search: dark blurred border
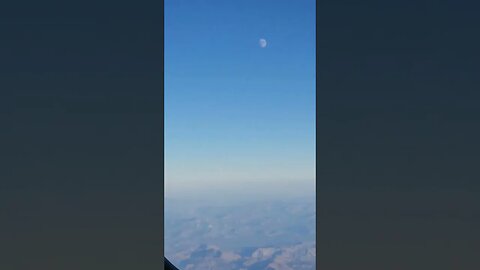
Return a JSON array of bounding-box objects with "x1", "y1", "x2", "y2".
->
[
  {"x1": 317, "y1": 0, "x2": 480, "y2": 269},
  {"x1": 0, "y1": 0, "x2": 164, "y2": 269}
]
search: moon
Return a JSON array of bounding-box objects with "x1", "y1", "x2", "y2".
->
[{"x1": 259, "y1": 38, "x2": 267, "y2": 48}]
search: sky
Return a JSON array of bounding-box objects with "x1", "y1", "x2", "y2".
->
[{"x1": 164, "y1": 0, "x2": 316, "y2": 198}]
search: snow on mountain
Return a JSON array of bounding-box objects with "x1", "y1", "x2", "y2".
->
[{"x1": 165, "y1": 197, "x2": 315, "y2": 270}]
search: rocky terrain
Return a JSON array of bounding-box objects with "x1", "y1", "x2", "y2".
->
[{"x1": 165, "y1": 197, "x2": 315, "y2": 270}]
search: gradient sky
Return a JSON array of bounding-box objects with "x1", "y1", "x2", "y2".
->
[{"x1": 164, "y1": 0, "x2": 315, "y2": 197}]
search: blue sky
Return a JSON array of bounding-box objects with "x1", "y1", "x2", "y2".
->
[{"x1": 165, "y1": 0, "x2": 315, "y2": 198}]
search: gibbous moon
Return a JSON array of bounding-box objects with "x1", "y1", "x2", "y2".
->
[{"x1": 259, "y1": 38, "x2": 267, "y2": 48}]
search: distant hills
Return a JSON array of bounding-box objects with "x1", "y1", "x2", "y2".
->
[
  {"x1": 165, "y1": 197, "x2": 315, "y2": 270},
  {"x1": 172, "y1": 242, "x2": 315, "y2": 270}
]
